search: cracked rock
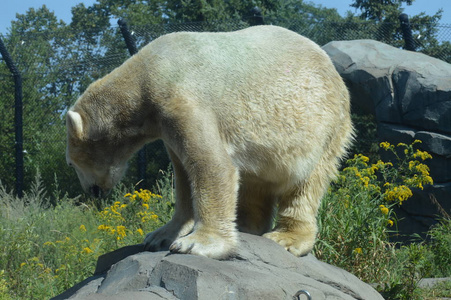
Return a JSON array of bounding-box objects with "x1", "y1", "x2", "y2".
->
[{"x1": 52, "y1": 233, "x2": 383, "y2": 300}]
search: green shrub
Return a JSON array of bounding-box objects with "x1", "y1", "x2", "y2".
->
[{"x1": 315, "y1": 140, "x2": 450, "y2": 299}]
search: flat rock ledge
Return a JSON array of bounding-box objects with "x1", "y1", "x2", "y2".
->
[{"x1": 52, "y1": 233, "x2": 383, "y2": 300}]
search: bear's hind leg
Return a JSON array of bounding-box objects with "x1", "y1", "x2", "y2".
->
[
  {"x1": 263, "y1": 168, "x2": 330, "y2": 256},
  {"x1": 237, "y1": 179, "x2": 276, "y2": 235}
]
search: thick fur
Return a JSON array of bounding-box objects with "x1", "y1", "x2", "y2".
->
[{"x1": 66, "y1": 25, "x2": 354, "y2": 259}]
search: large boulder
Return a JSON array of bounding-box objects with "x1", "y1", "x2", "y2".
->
[
  {"x1": 322, "y1": 40, "x2": 451, "y2": 133},
  {"x1": 52, "y1": 233, "x2": 383, "y2": 300},
  {"x1": 323, "y1": 40, "x2": 451, "y2": 239}
]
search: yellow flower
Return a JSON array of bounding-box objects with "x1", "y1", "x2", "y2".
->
[
  {"x1": 380, "y1": 142, "x2": 391, "y2": 150},
  {"x1": 142, "y1": 203, "x2": 149, "y2": 210},
  {"x1": 360, "y1": 176, "x2": 370, "y2": 187},
  {"x1": 138, "y1": 189, "x2": 152, "y2": 202},
  {"x1": 124, "y1": 193, "x2": 132, "y2": 197},
  {"x1": 379, "y1": 205, "x2": 389, "y2": 215},
  {"x1": 384, "y1": 185, "x2": 409, "y2": 203},
  {"x1": 354, "y1": 248, "x2": 363, "y2": 254},
  {"x1": 354, "y1": 154, "x2": 369, "y2": 163},
  {"x1": 79, "y1": 224, "x2": 87, "y2": 232},
  {"x1": 388, "y1": 219, "x2": 394, "y2": 227},
  {"x1": 343, "y1": 199, "x2": 349, "y2": 208},
  {"x1": 369, "y1": 164, "x2": 379, "y2": 174},
  {"x1": 415, "y1": 163, "x2": 430, "y2": 176},
  {"x1": 82, "y1": 247, "x2": 94, "y2": 254},
  {"x1": 136, "y1": 228, "x2": 144, "y2": 236},
  {"x1": 116, "y1": 226, "x2": 127, "y2": 240},
  {"x1": 20, "y1": 262, "x2": 27, "y2": 268},
  {"x1": 413, "y1": 149, "x2": 432, "y2": 161}
]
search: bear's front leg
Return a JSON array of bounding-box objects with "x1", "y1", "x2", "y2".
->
[
  {"x1": 163, "y1": 116, "x2": 239, "y2": 259},
  {"x1": 143, "y1": 148, "x2": 195, "y2": 251},
  {"x1": 169, "y1": 154, "x2": 240, "y2": 259}
]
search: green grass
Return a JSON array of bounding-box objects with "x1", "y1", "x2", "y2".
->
[
  {"x1": 0, "y1": 141, "x2": 450, "y2": 299},
  {"x1": 0, "y1": 174, "x2": 174, "y2": 299}
]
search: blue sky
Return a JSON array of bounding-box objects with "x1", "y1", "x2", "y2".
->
[{"x1": 0, "y1": 0, "x2": 450, "y2": 35}]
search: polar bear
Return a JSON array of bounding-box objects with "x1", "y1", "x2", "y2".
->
[{"x1": 66, "y1": 25, "x2": 353, "y2": 259}]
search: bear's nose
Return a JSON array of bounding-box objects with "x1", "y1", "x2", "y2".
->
[{"x1": 90, "y1": 185, "x2": 101, "y2": 198}]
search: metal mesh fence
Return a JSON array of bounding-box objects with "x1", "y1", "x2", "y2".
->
[{"x1": 1, "y1": 18, "x2": 450, "y2": 197}]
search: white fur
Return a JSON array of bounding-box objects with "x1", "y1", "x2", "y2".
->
[{"x1": 66, "y1": 26, "x2": 354, "y2": 259}]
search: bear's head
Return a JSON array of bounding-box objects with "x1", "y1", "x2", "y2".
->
[{"x1": 66, "y1": 110, "x2": 129, "y2": 198}]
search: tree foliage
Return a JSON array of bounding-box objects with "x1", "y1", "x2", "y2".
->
[
  {"x1": 351, "y1": 0, "x2": 414, "y2": 21},
  {"x1": 348, "y1": 0, "x2": 449, "y2": 56}
]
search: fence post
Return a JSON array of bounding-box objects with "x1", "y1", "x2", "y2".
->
[
  {"x1": 399, "y1": 13, "x2": 416, "y2": 51},
  {"x1": 0, "y1": 37, "x2": 23, "y2": 198},
  {"x1": 118, "y1": 19, "x2": 147, "y2": 188},
  {"x1": 249, "y1": 7, "x2": 264, "y2": 26}
]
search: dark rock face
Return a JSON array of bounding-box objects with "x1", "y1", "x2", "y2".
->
[
  {"x1": 323, "y1": 40, "x2": 451, "y2": 239},
  {"x1": 52, "y1": 233, "x2": 383, "y2": 300}
]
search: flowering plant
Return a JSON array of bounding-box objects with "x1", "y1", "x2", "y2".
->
[{"x1": 315, "y1": 140, "x2": 433, "y2": 283}]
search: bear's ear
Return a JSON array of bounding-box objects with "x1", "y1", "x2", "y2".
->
[{"x1": 67, "y1": 110, "x2": 84, "y2": 140}]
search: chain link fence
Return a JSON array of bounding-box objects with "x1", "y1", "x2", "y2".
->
[{"x1": 1, "y1": 17, "x2": 450, "y2": 198}]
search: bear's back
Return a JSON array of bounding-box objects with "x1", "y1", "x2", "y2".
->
[
  {"x1": 135, "y1": 27, "x2": 349, "y2": 182},
  {"x1": 138, "y1": 25, "x2": 345, "y2": 121}
]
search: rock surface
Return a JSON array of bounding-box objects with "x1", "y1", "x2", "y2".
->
[
  {"x1": 52, "y1": 233, "x2": 383, "y2": 300},
  {"x1": 323, "y1": 40, "x2": 451, "y2": 239},
  {"x1": 322, "y1": 40, "x2": 451, "y2": 133}
]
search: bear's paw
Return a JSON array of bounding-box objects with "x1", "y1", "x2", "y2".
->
[
  {"x1": 169, "y1": 229, "x2": 237, "y2": 259},
  {"x1": 144, "y1": 219, "x2": 194, "y2": 252},
  {"x1": 263, "y1": 231, "x2": 315, "y2": 257}
]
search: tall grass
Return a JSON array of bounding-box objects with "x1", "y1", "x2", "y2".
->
[
  {"x1": 0, "y1": 175, "x2": 173, "y2": 299},
  {"x1": 0, "y1": 141, "x2": 449, "y2": 299}
]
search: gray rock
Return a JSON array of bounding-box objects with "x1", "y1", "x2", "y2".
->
[
  {"x1": 323, "y1": 40, "x2": 451, "y2": 134},
  {"x1": 377, "y1": 123, "x2": 416, "y2": 144},
  {"x1": 415, "y1": 131, "x2": 451, "y2": 157},
  {"x1": 424, "y1": 154, "x2": 451, "y2": 183},
  {"x1": 418, "y1": 277, "x2": 451, "y2": 289},
  {"x1": 52, "y1": 233, "x2": 383, "y2": 300}
]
